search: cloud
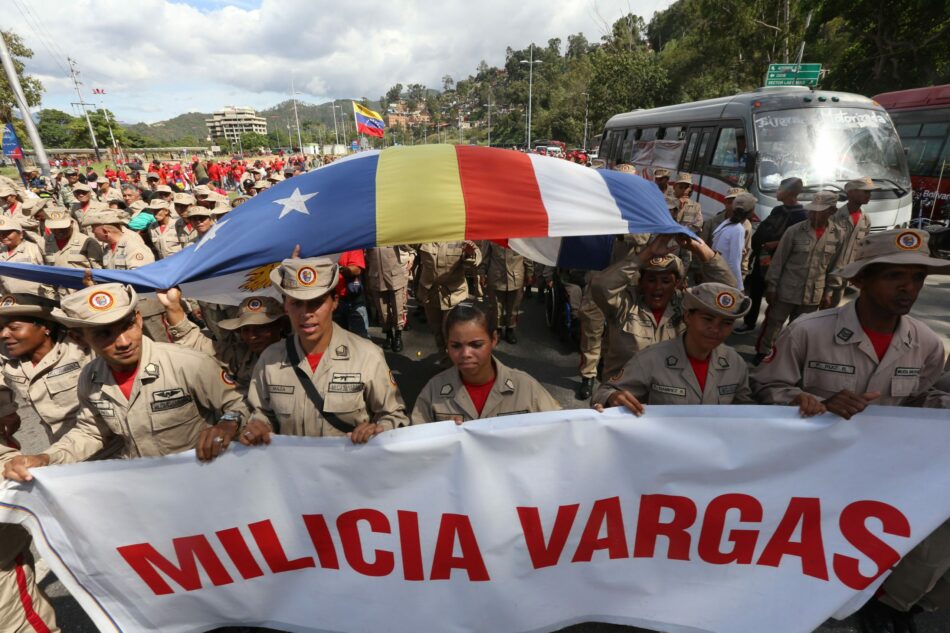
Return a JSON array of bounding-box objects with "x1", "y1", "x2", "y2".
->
[{"x1": 9, "y1": 0, "x2": 673, "y2": 123}]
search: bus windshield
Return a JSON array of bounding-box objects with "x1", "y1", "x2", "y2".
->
[{"x1": 754, "y1": 107, "x2": 910, "y2": 191}]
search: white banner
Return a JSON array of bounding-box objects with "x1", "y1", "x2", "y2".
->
[{"x1": 2, "y1": 406, "x2": 948, "y2": 633}]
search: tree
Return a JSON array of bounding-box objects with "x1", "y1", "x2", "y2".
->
[
  {"x1": 240, "y1": 131, "x2": 271, "y2": 151},
  {"x1": 385, "y1": 83, "x2": 403, "y2": 103},
  {"x1": 442, "y1": 75, "x2": 455, "y2": 91},
  {"x1": 0, "y1": 31, "x2": 43, "y2": 125},
  {"x1": 37, "y1": 109, "x2": 76, "y2": 147}
]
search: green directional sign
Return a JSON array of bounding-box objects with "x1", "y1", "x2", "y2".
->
[{"x1": 765, "y1": 63, "x2": 822, "y2": 87}]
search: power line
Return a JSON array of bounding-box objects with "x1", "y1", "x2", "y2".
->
[{"x1": 11, "y1": 0, "x2": 70, "y2": 77}]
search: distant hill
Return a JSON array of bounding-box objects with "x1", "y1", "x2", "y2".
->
[{"x1": 123, "y1": 112, "x2": 210, "y2": 143}]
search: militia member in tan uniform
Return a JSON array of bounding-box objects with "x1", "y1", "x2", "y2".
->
[
  {"x1": 86, "y1": 209, "x2": 156, "y2": 270},
  {"x1": 0, "y1": 443, "x2": 60, "y2": 633},
  {"x1": 365, "y1": 246, "x2": 409, "y2": 352},
  {"x1": 68, "y1": 182, "x2": 106, "y2": 229},
  {"x1": 160, "y1": 291, "x2": 287, "y2": 395},
  {"x1": 593, "y1": 283, "x2": 754, "y2": 410},
  {"x1": 591, "y1": 234, "x2": 736, "y2": 382},
  {"x1": 97, "y1": 176, "x2": 123, "y2": 204},
  {"x1": 57, "y1": 166, "x2": 80, "y2": 207},
  {"x1": 42, "y1": 209, "x2": 104, "y2": 280},
  {"x1": 148, "y1": 199, "x2": 183, "y2": 259},
  {"x1": 670, "y1": 173, "x2": 704, "y2": 233},
  {"x1": 479, "y1": 241, "x2": 533, "y2": 344},
  {"x1": 828, "y1": 176, "x2": 877, "y2": 305},
  {"x1": 241, "y1": 258, "x2": 408, "y2": 446},
  {"x1": 417, "y1": 241, "x2": 482, "y2": 355},
  {"x1": 0, "y1": 216, "x2": 54, "y2": 299},
  {"x1": 2, "y1": 283, "x2": 249, "y2": 479},
  {"x1": 412, "y1": 303, "x2": 560, "y2": 423},
  {"x1": 755, "y1": 191, "x2": 845, "y2": 360},
  {"x1": 652, "y1": 167, "x2": 673, "y2": 203},
  {"x1": 751, "y1": 229, "x2": 950, "y2": 632}
]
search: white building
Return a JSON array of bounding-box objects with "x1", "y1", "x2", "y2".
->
[{"x1": 205, "y1": 107, "x2": 268, "y2": 143}]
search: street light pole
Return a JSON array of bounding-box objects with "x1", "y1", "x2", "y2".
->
[
  {"x1": 581, "y1": 91, "x2": 590, "y2": 151},
  {"x1": 331, "y1": 103, "x2": 340, "y2": 146},
  {"x1": 290, "y1": 75, "x2": 303, "y2": 152},
  {"x1": 519, "y1": 44, "x2": 542, "y2": 151}
]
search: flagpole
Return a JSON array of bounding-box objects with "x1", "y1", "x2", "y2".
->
[
  {"x1": 0, "y1": 35, "x2": 50, "y2": 176},
  {"x1": 351, "y1": 101, "x2": 359, "y2": 150}
]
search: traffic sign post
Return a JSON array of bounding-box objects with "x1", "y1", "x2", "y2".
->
[{"x1": 765, "y1": 63, "x2": 822, "y2": 87}]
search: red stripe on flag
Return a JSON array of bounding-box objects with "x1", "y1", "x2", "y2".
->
[
  {"x1": 357, "y1": 123, "x2": 385, "y2": 138},
  {"x1": 14, "y1": 555, "x2": 52, "y2": 633},
  {"x1": 456, "y1": 146, "x2": 548, "y2": 240}
]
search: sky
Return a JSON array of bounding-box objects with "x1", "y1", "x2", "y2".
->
[{"x1": 6, "y1": 0, "x2": 675, "y2": 124}]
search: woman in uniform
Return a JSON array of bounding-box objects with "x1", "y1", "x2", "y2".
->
[
  {"x1": 240, "y1": 257, "x2": 409, "y2": 446},
  {"x1": 412, "y1": 303, "x2": 560, "y2": 424}
]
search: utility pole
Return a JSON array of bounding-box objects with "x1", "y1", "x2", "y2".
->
[
  {"x1": 581, "y1": 91, "x2": 590, "y2": 151},
  {"x1": 68, "y1": 58, "x2": 101, "y2": 161},
  {"x1": 483, "y1": 98, "x2": 492, "y2": 147},
  {"x1": 520, "y1": 44, "x2": 542, "y2": 151},
  {"x1": 290, "y1": 76, "x2": 303, "y2": 152},
  {"x1": 795, "y1": 11, "x2": 813, "y2": 66},
  {"x1": 331, "y1": 102, "x2": 340, "y2": 145},
  {"x1": 0, "y1": 34, "x2": 50, "y2": 175}
]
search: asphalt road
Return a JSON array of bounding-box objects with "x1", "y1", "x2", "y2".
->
[{"x1": 17, "y1": 276, "x2": 950, "y2": 633}]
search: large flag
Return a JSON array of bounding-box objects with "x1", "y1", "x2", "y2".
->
[
  {"x1": 0, "y1": 145, "x2": 688, "y2": 303},
  {"x1": 2, "y1": 124, "x2": 24, "y2": 160},
  {"x1": 353, "y1": 102, "x2": 386, "y2": 138}
]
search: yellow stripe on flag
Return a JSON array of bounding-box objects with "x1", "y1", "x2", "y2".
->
[
  {"x1": 376, "y1": 145, "x2": 466, "y2": 245},
  {"x1": 354, "y1": 103, "x2": 383, "y2": 121}
]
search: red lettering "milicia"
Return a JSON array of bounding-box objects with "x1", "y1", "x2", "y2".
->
[
  {"x1": 118, "y1": 510, "x2": 489, "y2": 596},
  {"x1": 517, "y1": 495, "x2": 909, "y2": 590}
]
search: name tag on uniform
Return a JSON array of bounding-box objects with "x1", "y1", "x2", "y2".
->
[
  {"x1": 90, "y1": 399, "x2": 115, "y2": 417},
  {"x1": 269, "y1": 385, "x2": 295, "y2": 395},
  {"x1": 718, "y1": 384, "x2": 738, "y2": 396},
  {"x1": 894, "y1": 367, "x2": 920, "y2": 377},
  {"x1": 498, "y1": 410, "x2": 530, "y2": 416},
  {"x1": 47, "y1": 362, "x2": 81, "y2": 378},
  {"x1": 807, "y1": 361, "x2": 855, "y2": 375},
  {"x1": 328, "y1": 373, "x2": 363, "y2": 393},
  {"x1": 150, "y1": 389, "x2": 193, "y2": 412},
  {"x1": 652, "y1": 384, "x2": 686, "y2": 397}
]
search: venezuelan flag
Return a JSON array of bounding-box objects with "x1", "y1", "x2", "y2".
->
[{"x1": 354, "y1": 102, "x2": 385, "y2": 138}]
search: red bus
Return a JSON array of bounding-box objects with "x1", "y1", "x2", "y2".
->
[{"x1": 874, "y1": 85, "x2": 950, "y2": 221}]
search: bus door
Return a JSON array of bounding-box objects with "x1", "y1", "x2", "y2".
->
[{"x1": 679, "y1": 125, "x2": 716, "y2": 215}]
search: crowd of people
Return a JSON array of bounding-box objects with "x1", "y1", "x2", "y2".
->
[{"x1": 0, "y1": 153, "x2": 947, "y2": 633}]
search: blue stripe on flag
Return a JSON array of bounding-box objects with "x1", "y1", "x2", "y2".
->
[
  {"x1": 598, "y1": 170, "x2": 696, "y2": 239},
  {"x1": 556, "y1": 235, "x2": 615, "y2": 269}
]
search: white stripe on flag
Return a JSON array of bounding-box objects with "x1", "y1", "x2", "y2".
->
[
  {"x1": 508, "y1": 237, "x2": 561, "y2": 267},
  {"x1": 528, "y1": 154, "x2": 628, "y2": 236}
]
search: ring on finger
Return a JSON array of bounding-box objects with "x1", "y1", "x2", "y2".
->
[{"x1": 213, "y1": 436, "x2": 224, "y2": 444}]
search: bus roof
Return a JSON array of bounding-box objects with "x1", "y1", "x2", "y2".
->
[
  {"x1": 604, "y1": 86, "x2": 879, "y2": 129},
  {"x1": 872, "y1": 85, "x2": 950, "y2": 111}
]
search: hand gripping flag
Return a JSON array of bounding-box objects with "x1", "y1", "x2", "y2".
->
[
  {"x1": 353, "y1": 102, "x2": 386, "y2": 138},
  {"x1": 0, "y1": 145, "x2": 693, "y2": 303}
]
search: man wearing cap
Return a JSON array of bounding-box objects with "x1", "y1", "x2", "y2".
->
[
  {"x1": 86, "y1": 209, "x2": 155, "y2": 271},
  {"x1": 97, "y1": 175, "x2": 123, "y2": 204},
  {"x1": 653, "y1": 168, "x2": 673, "y2": 202},
  {"x1": 828, "y1": 176, "x2": 877, "y2": 306},
  {"x1": 0, "y1": 216, "x2": 54, "y2": 299},
  {"x1": 671, "y1": 173, "x2": 704, "y2": 233},
  {"x1": 43, "y1": 209, "x2": 104, "y2": 276},
  {"x1": 0, "y1": 186, "x2": 23, "y2": 218},
  {"x1": 592, "y1": 282, "x2": 755, "y2": 410},
  {"x1": 68, "y1": 182, "x2": 106, "y2": 228},
  {"x1": 751, "y1": 228, "x2": 950, "y2": 632},
  {"x1": 417, "y1": 242, "x2": 482, "y2": 356},
  {"x1": 2, "y1": 283, "x2": 250, "y2": 479},
  {"x1": 365, "y1": 247, "x2": 410, "y2": 352},
  {"x1": 479, "y1": 242, "x2": 533, "y2": 344},
  {"x1": 241, "y1": 257, "x2": 409, "y2": 445},
  {"x1": 591, "y1": 234, "x2": 736, "y2": 387},
  {"x1": 754, "y1": 190, "x2": 845, "y2": 362},
  {"x1": 57, "y1": 167, "x2": 80, "y2": 207},
  {"x1": 150, "y1": 200, "x2": 190, "y2": 259}
]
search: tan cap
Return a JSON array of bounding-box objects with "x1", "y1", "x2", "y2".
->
[
  {"x1": 0, "y1": 293, "x2": 59, "y2": 319},
  {"x1": 52, "y1": 283, "x2": 139, "y2": 329},
  {"x1": 805, "y1": 190, "x2": 840, "y2": 211},
  {"x1": 217, "y1": 296, "x2": 286, "y2": 330},
  {"x1": 835, "y1": 229, "x2": 950, "y2": 279},
  {"x1": 173, "y1": 192, "x2": 196, "y2": 206},
  {"x1": 674, "y1": 172, "x2": 693, "y2": 185},
  {"x1": 231, "y1": 195, "x2": 249, "y2": 207},
  {"x1": 83, "y1": 209, "x2": 128, "y2": 227},
  {"x1": 154, "y1": 184, "x2": 173, "y2": 194},
  {"x1": 129, "y1": 200, "x2": 148, "y2": 213},
  {"x1": 724, "y1": 187, "x2": 746, "y2": 199},
  {"x1": 270, "y1": 257, "x2": 339, "y2": 300},
  {"x1": 44, "y1": 209, "x2": 73, "y2": 230},
  {"x1": 844, "y1": 176, "x2": 879, "y2": 192},
  {"x1": 20, "y1": 198, "x2": 50, "y2": 218},
  {"x1": 642, "y1": 253, "x2": 683, "y2": 277},
  {"x1": 653, "y1": 168, "x2": 670, "y2": 179},
  {"x1": 72, "y1": 182, "x2": 93, "y2": 194},
  {"x1": 614, "y1": 164, "x2": 637, "y2": 175},
  {"x1": 0, "y1": 186, "x2": 20, "y2": 199},
  {"x1": 97, "y1": 178, "x2": 111, "y2": 186},
  {"x1": 731, "y1": 193, "x2": 757, "y2": 213},
  {"x1": 682, "y1": 282, "x2": 751, "y2": 318},
  {"x1": 267, "y1": 172, "x2": 285, "y2": 182},
  {"x1": 252, "y1": 180, "x2": 271, "y2": 190},
  {"x1": 147, "y1": 199, "x2": 170, "y2": 212},
  {"x1": 185, "y1": 205, "x2": 212, "y2": 219},
  {"x1": 0, "y1": 216, "x2": 22, "y2": 232},
  {"x1": 206, "y1": 191, "x2": 229, "y2": 204},
  {"x1": 211, "y1": 202, "x2": 230, "y2": 216},
  {"x1": 193, "y1": 185, "x2": 212, "y2": 197},
  {"x1": 145, "y1": 172, "x2": 161, "y2": 180}
]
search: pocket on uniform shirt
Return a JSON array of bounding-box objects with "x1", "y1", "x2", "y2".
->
[
  {"x1": 323, "y1": 391, "x2": 365, "y2": 414},
  {"x1": 44, "y1": 375, "x2": 77, "y2": 398},
  {"x1": 149, "y1": 397, "x2": 200, "y2": 431},
  {"x1": 803, "y1": 365, "x2": 856, "y2": 393},
  {"x1": 890, "y1": 376, "x2": 919, "y2": 399}
]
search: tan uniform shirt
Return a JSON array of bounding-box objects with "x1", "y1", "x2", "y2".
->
[
  {"x1": 765, "y1": 220, "x2": 844, "y2": 305},
  {"x1": 69, "y1": 201, "x2": 106, "y2": 229},
  {"x1": 167, "y1": 317, "x2": 259, "y2": 394},
  {"x1": 611, "y1": 233, "x2": 651, "y2": 264},
  {"x1": 417, "y1": 241, "x2": 482, "y2": 310},
  {"x1": 58, "y1": 183, "x2": 76, "y2": 208},
  {"x1": 248, "y1": 326, "x2": 408, "y2": 437},
  {"x1": 674, "y1": 198, "x2": 704, "y2": 233},
  {"x1": 411, "y1": 356, "x2": 561, "y2": 423},
  {"x1": 831, "y1": 205, "x2": 872, "y2": 268},
  {"x1": 751, "y1": 301, "x2": 950, "y2": 407},
  {"x1": 103, "y1": 228, "x2": 156, "y2": 270},
  {"x1": 591, "y1": 252, "x2": 736, "y2": 379},
  {"x1": 365, "y1": 246, "x2": 409, "y2": 292},
  {"x1": 42, "y1": 337, "x2": 249, "y2": 464},
  {"x1": 97, "y1": 187, "x2": 124, "y2": 203},
  {"x1": 593, "y1": 336, "x2": 754, "y2": 405},
  {"x1": 0, "y1": 240, "x2": 52, "y2": 298},
  {"x1": 150, "y1": 218, "x2": 196, "y2": 259},
  {"x1": 43, "y1": 226, "x2": 104, "y2": 270},
  {"x1": 479, "y1": 242, "x2": 533, "y2": 291},
  {"x1": 1, "y1": 338, "x2": 91, "y2": 443}
]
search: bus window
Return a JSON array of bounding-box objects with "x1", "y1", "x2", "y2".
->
[
  {"x1": 903, "y1": 137, "x2": 945, "y2": 177},
  {"x1": 602, "y1": 129, "x2": 622, "y2": 166},
  {"x1": 640, "y1": 127, "x2": 658, "y2": 141},
  {"x1": 661, "y1": 126, "x2": 683, "y2": 140},
  {"x1": 896, "y1": 123, "x2": 921, "y2": 137},
  {"x1": 696, "y1": 129, "x2": 714, "y2": 166},
  {"x1": 680, "y1": 130, "x2": 700, "y2": 171},
  {"x1": 620, "y1": 128, "x2": 638, "y2": 163},
  {"x1": 708, "y1": 126, "x2": 748, "y2": 185}
]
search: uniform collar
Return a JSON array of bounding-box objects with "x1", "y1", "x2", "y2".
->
[
  {"x1": 665, "y1": 336, "x2": 731, "y2": 398},
  {"x1": 438, "y1": 356, "x2": 516, "y2": 420},
  {"x1": 90, "y1": 336, "x2": 159, "y2": 384},
  {"x1": 833, "y1": 300, "x2": 915, "y2": 361}
]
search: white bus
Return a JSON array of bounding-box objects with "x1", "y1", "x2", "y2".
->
[{"x1": 598, "y1": 86, "x2": 913, "y2": 229}]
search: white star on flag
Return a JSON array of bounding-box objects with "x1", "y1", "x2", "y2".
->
[
  {"x1": 274, "y1": 187, "x2": 318, "y2": 219},
  {"x1": 194, "y1": 218, "x2": 230, "y2": 251}
]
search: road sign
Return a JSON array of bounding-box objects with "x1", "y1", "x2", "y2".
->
[{"x1": 765, "y1": 63, "x2": 822, "y2": 87}]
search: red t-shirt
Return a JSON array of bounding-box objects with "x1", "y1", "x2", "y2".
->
[
  {"x1": 337, "y1": 249, "x2": 366, "y2": 297},
  {"x1": 306, "y1": 352, "x2": 324, "y2": 373},
  {"x1": 814, "y1": 226, "x2": 826, "y2": 240},
  {"x1": 464, "y1": 377, "x2": 496, "y2": 416},
  {"x1": 651, "y1": 308, "x2": 665, "y2": 324},
  {"x1": 110, "y1": 366, "x2": 139, "y2": 400},
  {"x1": 850, "y1": 210, "x2": 862, "y2": 226},
  {"x1": 863, "y1": 327, "x2": 894, "y2": 361},
  {"x1": 54, "y1": 236, "x2": 69, "y2": 250},
  {"x1": 687, "y1": 354, "x2": 710, "y2": 393}
]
